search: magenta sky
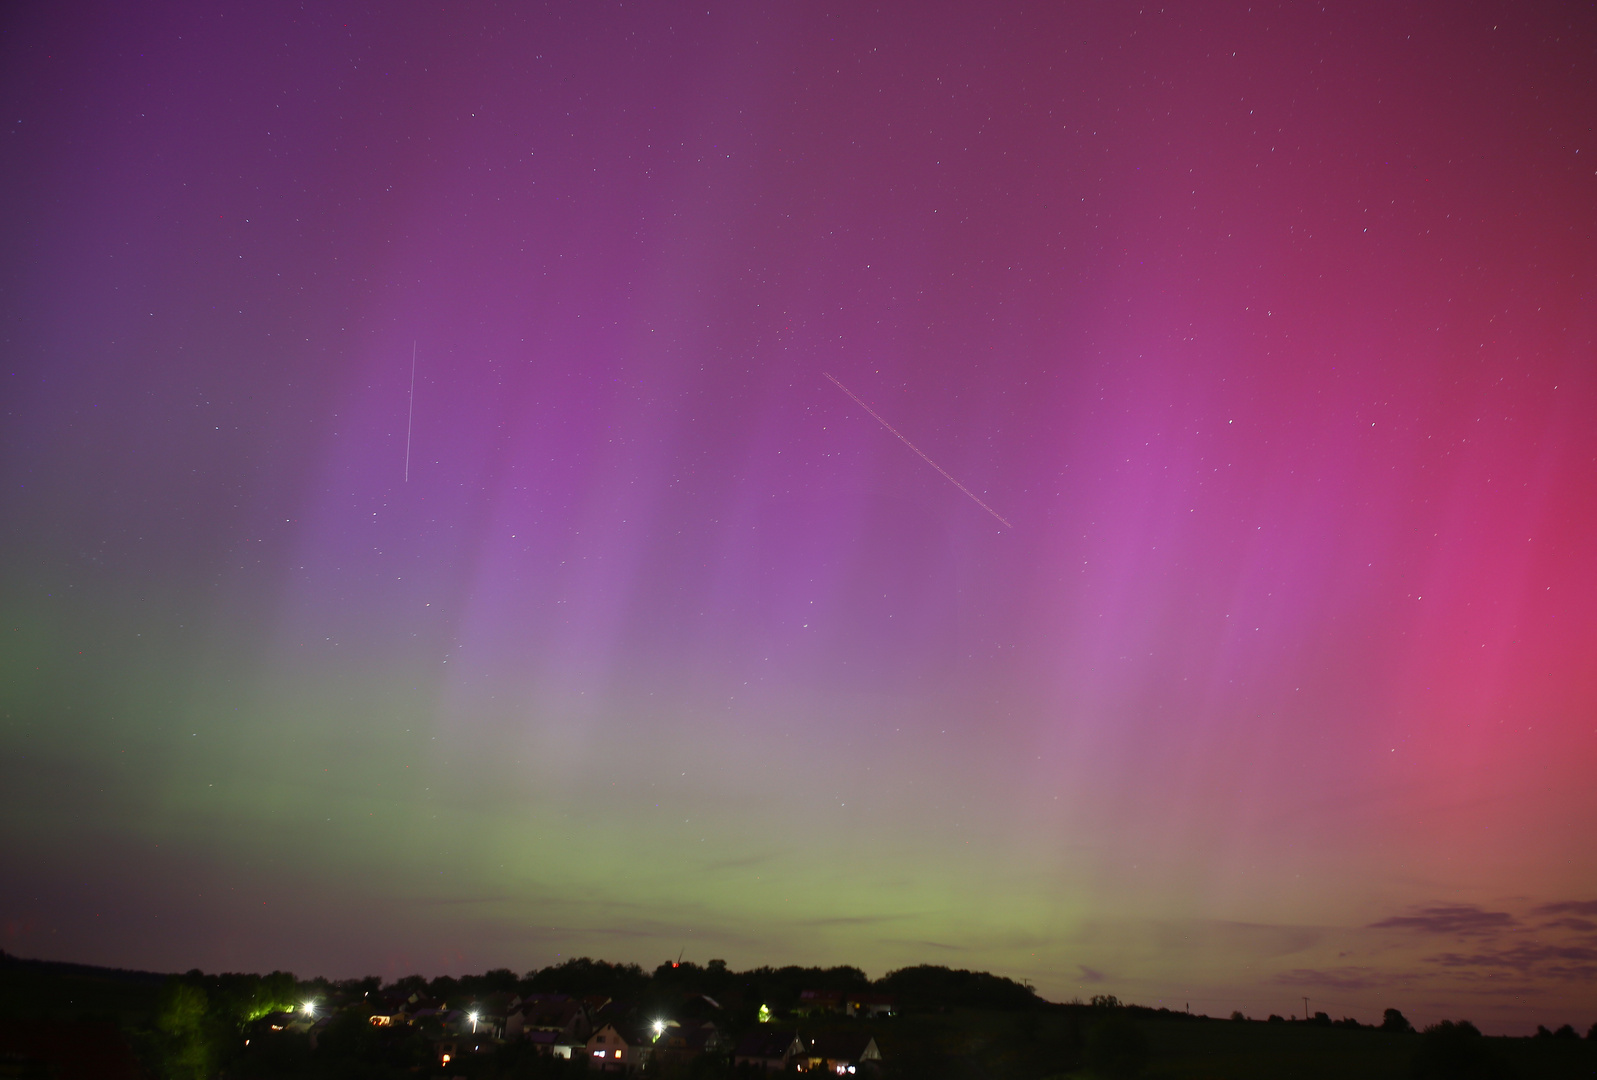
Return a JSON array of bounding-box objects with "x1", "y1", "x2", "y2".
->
[{"x1": 2, "y1": 1, "x2": 1595, "y2": 1033}]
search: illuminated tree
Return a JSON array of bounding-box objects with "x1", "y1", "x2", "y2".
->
[{"x1": 154, "y1": 982, "x2": 214, "y2": 1080}]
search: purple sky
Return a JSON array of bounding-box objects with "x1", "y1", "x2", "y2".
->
[{"x1": 2, "y1": 1, "x2": 1595, "y2": 1033}]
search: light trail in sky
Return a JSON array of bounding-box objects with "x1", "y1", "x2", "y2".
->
[
  {"x1": 824, "y1": 372, "x2": 1012, "y2": 529},
  {"x1": 405, "y1": 341, "x2": 416, "y2": 483}
]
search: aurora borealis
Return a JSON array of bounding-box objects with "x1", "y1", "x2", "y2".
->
[{"x1": 2, "y1": 0, "x2": 1595, "y2": 1035}]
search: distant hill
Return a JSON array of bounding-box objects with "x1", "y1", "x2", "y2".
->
[
  {"x1": 0, "y1": 950, "x2": 169, "y2": 1023},
  {"x1": 0, "y1": 950, "x2": 169, "y2": 984}
]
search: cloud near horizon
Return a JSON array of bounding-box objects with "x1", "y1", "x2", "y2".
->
[
  {"x1": 1273, "y1": 967, "x2": 1419, "y2": 993},
  {"x1": 1368, "y1": 906, "x2": 1520, "y2": 937}
]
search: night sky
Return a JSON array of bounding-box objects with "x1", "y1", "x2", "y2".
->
[{"x1": 3, "y1": 1, "x2": 1595, "y2": 1034}]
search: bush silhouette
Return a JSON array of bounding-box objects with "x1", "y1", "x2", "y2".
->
[{"x1": 1410, "y1": 1020, "x2": 1513, "y2": 1080}]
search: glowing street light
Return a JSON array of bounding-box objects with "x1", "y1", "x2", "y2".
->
[
  {"x1": 301, "y1": 1001, "x2": 316, "y2": 1017},
  {"x1": 469, "y1": 1011, "x2": 480, "y2": 1033},
  {"x1": 651, "y1": 1019, "x2": 666, "y2": 1041}
]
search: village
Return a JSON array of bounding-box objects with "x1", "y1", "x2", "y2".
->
[{"x1": 258, "y1": 973, "x2": 894, "y2": 1075}]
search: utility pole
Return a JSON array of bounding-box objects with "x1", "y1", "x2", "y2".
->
[{"x1": 1303, "y1": 997, "x2": 1310, "y2": 1021}]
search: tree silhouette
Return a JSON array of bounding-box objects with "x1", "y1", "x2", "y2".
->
[
  {"x1": 1382, "y1": 1008, "x2": 1414, "y2": 1033},
  {"x1": 876, "y1": 965, "x2": 1037, "y2": 1011}
]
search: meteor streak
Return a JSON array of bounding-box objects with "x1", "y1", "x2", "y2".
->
[
  {"x1": 405, "y1": 341, "x2": 416, "y2": 483},
  {"x1": 824, "y1": 372, "x2": 1012, "y2": 528}
]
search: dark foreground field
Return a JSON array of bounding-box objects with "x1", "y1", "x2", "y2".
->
[
  {"x1": 869, "y1": 1007, "x2": 1597, "y2": 1080},
  {"x1": 2, "y1": 953, "x2": 1593, "y2": 1080}
]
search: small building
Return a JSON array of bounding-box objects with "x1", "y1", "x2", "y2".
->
[
  {"x1": 371, "y1": 990, "x2": 439, "y2": 1026},
  {"x1": 447, "y1": 1007, "x2": 505, "y2": 1039},
  {"x1": 844, "y1": 994, "x2": 894, "y2": 1019},
  {"x1": 506, "y1": 994, "x2": 588, "y2": 1044},
  {"x1": 585, "y1": 1022, "x2": 653, "y2": 1072},
  {"x1": 796, "y1": 990, "x2": 843, "y2": 1016},
  {"x1": 524, "y1": 1029, "x2": 578, "y2": 1058},
  {"x1": 306, "y1": 1016, "x2": 334, "y2": 1050},
  {"x1": 431, "y1": 1033, "x2": 496, "y2": 1067},
  {"x1": 800, "y1": 1033, "x2": 882, "y2": 1074},
  {"x1": 651, "y1": 1022, "x2": 723, "y2": 1067},
  {"x1": 409, "y1": 1006, "x2": 444, "y2": 1027},
  {"x1": 732, "y1": 1028, "x2": 805, "y2": 1071},
  {"x1": 259, "y1": 1011, "x2": 300, "y2": 1033}
]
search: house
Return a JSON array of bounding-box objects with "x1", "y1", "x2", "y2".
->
[
  {"x1": 524, "y1": 1029, "x2": 579, "y2": 1059},
  {"x1": 371, "y1": 990, "x2": 439, "y2": 1026},
  {"x1": 585, "y1": 1022, "x2": 654, "y2": 1071},
  {"x1": 306, "y1": 1016, "x2": 334, "y2": 1050},
  {"x1": 799, "y1": 1033, "x2": 882, "y2": 1074},
  {"x1": 732, "y1": 1028, "x2": 805, "y2": 1071},
  {"x1": 432, "y1": 1033, "x2": 496, "y2": 1067},
  {"x1": 506, "y1": 993, "x2": 588, "y2": 1044},
  {"x1": 259, "y1": 1010, "x2": 300, "y2": 1033},
  {"x1": 409, "y1": 1006, "x2": 444, "y2": 1027},
  {"x1": 844, "y1": 994, "x2": 895, "y2": 1019},
  {"x1": 447, "y1": 1007, "x2": 505, "y2": 1039},
  {"x1": 587, "y1": 998, "x2": 633, "y2": 1029},
  {"x1": 480, "y1": 991, "x2": 519, "y2": 1017},
  {"x1": 796, "y1": 990, "x2": 843, "y2": 1015},
  {"x1": 367, "y1": 997, "x2": 405, "y2": 1026},
  {"x1": 650, "y1": 1022, "x2": 723, "y2": 1067}
]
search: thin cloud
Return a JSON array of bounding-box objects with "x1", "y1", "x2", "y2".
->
[
  {"x1": 700, "y1": 853, "x2": 778, "y2": 873},
  {"x1": 795, "y1": 914, "x2": 906, "y2": 928},
  {"x1": 1427, "y1": 942, "x2": 1597, "y2": 979},
  {"x1": 883, "y1": 938, "x2": 962, "y2": 952},
  {"x1": 1539, "y1": 917, "x2": 1597, "y2": 933},
  {"x1": 1273, "y1": 967, "x2": 1415, "y2": 991},
  {"x1": 1368, "y1": 905, "x2": 1518, "y2": 936},
  {"x1": 1531, "y1": 900, "x2": 1597, "y2": 917},
  {"x1": 1078, "y1": 966, "x2": 1106, "y2": 984}
]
